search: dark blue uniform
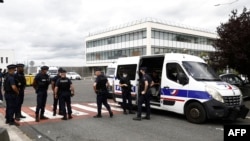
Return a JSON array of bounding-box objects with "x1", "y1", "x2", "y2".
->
[
  {"x1": 56, "y1": 77, "x2": 73, "y2": 119},
  {"x1": 4, "y1": 73, "x2": 18, "y2": 124},
  {"x1": 94, "y1": 74, "x2": 113, "y2": 118},
  {"x1": 34, "y1": 72, "x2": 50, "y2": 120},
  {"x1": 119, "y1": 76, "x2": 134, "y2": 114},
  {"x1": 52, "y1": 74, "x2": 61, "y2": 115},
  {"x1": 137, "y1": 73, "x2": 152, "y2": 119},
  {"x1": 14, "y1": 71, "x2": 26, "y2": 118}
]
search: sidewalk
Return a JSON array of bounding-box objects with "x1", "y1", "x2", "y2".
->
[{"x1": 0, "y1": 103, "x2": 33, "y2": 141}]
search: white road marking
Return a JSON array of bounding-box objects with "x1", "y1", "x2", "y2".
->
[
  {"x1": 88, "y1": 103, "x2": 123, "y2": 112},
  {"x1": 72, "y1": 104, "x2": 107, "y2": 113},
  {"x1": 18, "y1": 111, "x2": 35, "y2": 122},
  {"x1": 29, "y1": 107, "x2": 63, "y2": 119}
]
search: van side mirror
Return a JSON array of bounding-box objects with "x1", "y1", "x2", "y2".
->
[{"x1": 178, "y1": 73, "x2": 189, "y2": 85}]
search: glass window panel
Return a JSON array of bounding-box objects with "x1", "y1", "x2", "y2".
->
[
  {"x1": 155, "y1": 31, "x2": 160, "y2": 39},
  {"x1": 134, "y1": 32, "x2": 138, "y2": 40},
  {"x1": 129, "y1": 33, "x2": 134, "y2": 41},
  {"x1": 143, "y1": 31, "x2": 146, "y2": 38},
  {"x1": 151, "y1": 30, "x2": 155, "y2": 38},
  {"x1": 160, "y1": 32, "x2": 164, "y2": 40},
  {"x1": 138, "y1": 31, "x2": 143, "y2": 39},
  {"x1": 126, "y1": 34, "x2": 129, "y2": 41}
]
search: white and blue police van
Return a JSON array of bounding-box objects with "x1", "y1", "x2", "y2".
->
[
  {"x1": 113, "y1": 53, "x2": 249, "y2": 124},
  {"x1": 106, "y1": 63, "x2": 117, "y2": 96}
]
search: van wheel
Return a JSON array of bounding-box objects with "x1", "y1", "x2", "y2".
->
[{"x1": 185, "y1": 102, "x2": 206, "y2": 124}]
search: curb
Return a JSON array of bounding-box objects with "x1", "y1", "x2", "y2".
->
[{"x1": 0, "y1": 104, "x2": 33, "y2": 141}]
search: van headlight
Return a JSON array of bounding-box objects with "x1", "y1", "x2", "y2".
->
[{"x1": 205, "y1": 86, "x2": 224, "y2": 103}]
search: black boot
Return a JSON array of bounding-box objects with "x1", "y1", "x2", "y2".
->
[
  {"x1": 20, "y1": 112, "x2": 26, "y2": 118},
  {"x1": 109, "y1": 111, "x2": 113, "y2": 118},
  {"x1": 93, "y1": 114, "x2": 102, "y2": 118},
  {"x1": 53, "y1": 111, "x2": 56, "y2": 116},
  {"x1": 35, "y1": 115, "x2": 40, "y2": 122},
  {"x1": 68, "y1": 114, "x2": 73, "y2": 119},
  {"x1": 40, "y1": 114, "x2": 49, "y2": 120},
  {"x1": 20, "y1": 114, "x2": 26, "y2": 118},
  {"x1": 61, "y1": 115, "x2": 67, "y2": 120}
]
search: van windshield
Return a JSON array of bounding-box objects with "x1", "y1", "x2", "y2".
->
[
  {"x1": 106, "y1": 68, "x2": 116, "y2": 78},
  {"x1": 182, "y1": 61, "x2": 221, "y2": 81},
  {"x1": 48, "y1": 70, "x2": 57, "y2": 74}
]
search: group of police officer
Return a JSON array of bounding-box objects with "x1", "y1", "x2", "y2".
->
[
  {"x1": 3, "y1": 64, "x2": 26, "y2": 126},
  {"x1": 32, "y1": 66, "x2": 75, "y2": 122},
  {"x1": 2, "y1": 64, "x2": 152, "y2": 126},
  {"x1": 2, "y1": 64, "x2": 75, "y2": 126},
  {"x1": 93, "y1": 66, "x2": 152, "y2": 121}
]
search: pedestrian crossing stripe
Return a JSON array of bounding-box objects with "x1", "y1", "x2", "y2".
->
[
  {"x1": 19, "y1": 111, "x2": 35, "y2": 122},
  {"x1": 0, "y1": 102, "x2": 123, "y2": 124},
  {"x1": 71, "y1": 103, "x2": 108, "y2": 113},
  {"x1": 29, "y1": 107, "x2": 63, "y2": 120},
  {"x1": 50, "y1": 105, "x2": 89, "y2": 116},
  {"x1": 88, "y1": 103, "x2": 123, "y2": 112}
]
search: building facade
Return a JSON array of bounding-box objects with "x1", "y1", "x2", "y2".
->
[
  {"x1": 84, "y1": 18, "x2": 217, "y2": 73},
  {"x1": 0, "y1": 49, "x2": 15, "y2": 71}
]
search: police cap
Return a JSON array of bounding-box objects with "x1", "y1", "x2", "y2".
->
[
  {"x1": 94, "y1": 67, "x2": 102, "y2": 72},
  {"x1": 41, "y1": 66, "x2": 49, "y2": 70},
  {"x1": 16, "y1": 63, "x2": 25, "y2": 68},
  {"x1": 61, "y1": 69, "x2": 67, "y2": 73},
  {"x1": 140, "y1": 67, "x2": 147, "y2": 71},
  {"x1": 58, "y1": 67, "x2": 63, "y2": 73},
  {"x1": 7, "y1": 64, "x2": 17, "y2": 69}
]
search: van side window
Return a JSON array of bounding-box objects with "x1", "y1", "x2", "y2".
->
[
  {"x1": 166, "y1": 63, "x2": 187, "y2": 84},
  {"x1": 116, "y1": 64, "x2": 137, "y2": 80}
]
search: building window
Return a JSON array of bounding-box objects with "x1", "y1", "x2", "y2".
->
[
  {"x1": 1, "y1": 57, "x2": 3, "y2": 63},
  {"x1": 107, "y1": 38, "x2": 112, "y2": 44},
  {"x1": 6, "y1": 57, "x2": 8, "y2": 63},
  {"x1": 142, "y1": 31, "x2": 146, "y2": 38}
]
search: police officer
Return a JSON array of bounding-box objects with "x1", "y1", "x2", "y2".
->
[
  {"x1": 93, "y1": 68, "x2": 113, "y2": 118},
  {"x1": 0, "y1": 68, "x2": 3, "y2": 104},
  {"x1": 4, "y1": 64, "x2": 20, "y2": 126},
  {"x1": 51, "y1": 67, "x2": 63, "y2": 116},
  {"x1": 14, "y1": 63, "x2": 27, "y2": 120},
  {"x1": 33, "y1": 66, "x2": 50, "y2": 122},
  {"x1": 54, "y1": 69, "x2": 74, "y2": 120},
  {"x1": 119, "y1": 71, "x2": 135, "y2": 114},
  {"x1": 133, "y1": 67, "x2": 152, "y2": 121}
]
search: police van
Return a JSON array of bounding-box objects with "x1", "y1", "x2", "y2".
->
[
  {"x1": 106, "y1": 63, "x2": 117, "y2": 97},
  {"x1": 113, "y1": 53, "x2": 249, "y2": 124}
]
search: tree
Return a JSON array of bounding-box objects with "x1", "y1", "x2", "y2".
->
[{"x1": 213, "y1": 7, "x2": 250, "y2": 79}]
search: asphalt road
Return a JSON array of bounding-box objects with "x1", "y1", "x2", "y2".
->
[{"x1": 11, "y1": 79, "x2": 250, "y2": 141}]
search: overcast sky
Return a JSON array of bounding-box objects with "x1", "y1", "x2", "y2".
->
[{"x1": 0, "y1": 0, "x2": 249, "y2": 66}]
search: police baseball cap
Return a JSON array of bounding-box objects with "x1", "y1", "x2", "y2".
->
[
  {"x1": 95, "y1": 67, "x2": 102, "y2": 71},
  {"x1": 16, "y1": 63, "x2": 25, "y2": 67},
  {"x1": 61, "y1": 69, "x2": 67, "y2": 73},
  {"x1": 58, "y1": 67, "x2": 63, "y2": 73},
  {"x1": 41, "y1": 66, "x2": 49, "y2": 70},
  {"x1": 7, "y1": 64, "x2": 17, "y2": 69}
]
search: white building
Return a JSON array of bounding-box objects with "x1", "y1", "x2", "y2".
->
[
  {"x1": 84, "y1": 18, "x2": 217, "y2": 72},
  {"x1": 0, "y1": 49, "x2": 15, "y2": 71}
]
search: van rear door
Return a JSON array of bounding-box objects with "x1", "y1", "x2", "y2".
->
[{"x1": 113, "y1": 56, "x2": 140, "y2": 104}]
